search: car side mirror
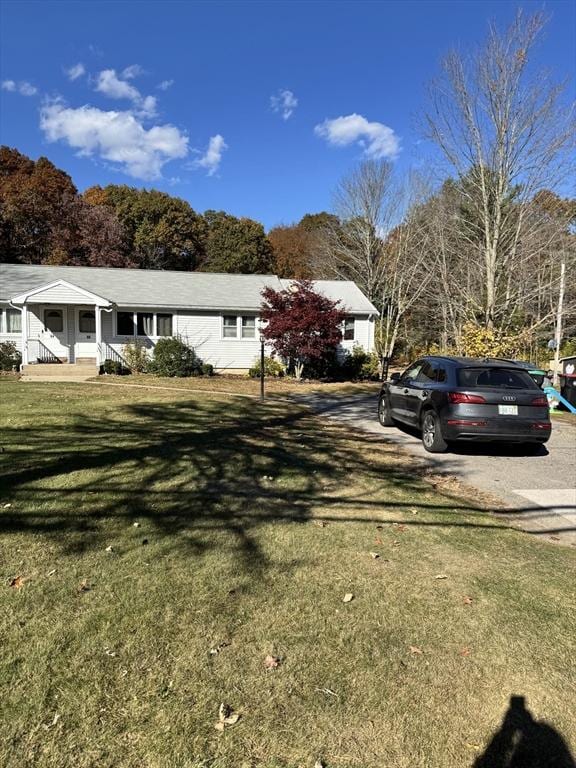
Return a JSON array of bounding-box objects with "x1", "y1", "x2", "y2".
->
[{"x1": 390, "y1": 372, "x2": 401, "y2": 383}]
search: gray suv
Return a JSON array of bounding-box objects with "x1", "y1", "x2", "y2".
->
[{"x1": 378, "y1": 356, "x2": 551, "y2": 453}]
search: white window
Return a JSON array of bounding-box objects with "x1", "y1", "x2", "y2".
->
[
  {"x1": 6, "y1": 308, "x2": 22, "y2": 333},
  {"x1": 157, "y1": 314, "x2": 173, "y2": 337},
  {"x1": 343, "y1": 317, "x2": 355, "y2": 341},
  {"x1": 222, "y1": 315, "x2": 258, "y2": 339},
  {"x1": 223, "y1": 315, "x2": 238, "y2": 338},
  {"x1": 241, "y1": 316, "x2": 256, "y2": 339},
  {"x1": 136, "y1": 312, "x2": 154, "y2": 336}
]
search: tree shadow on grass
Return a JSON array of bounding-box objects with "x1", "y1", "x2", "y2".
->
[
  {"x1": 474, "y1": 695, "x2": 575, "y2": 768},
  {"x1": 0, "y1": 395, "x2": 559, "y2": 575}
]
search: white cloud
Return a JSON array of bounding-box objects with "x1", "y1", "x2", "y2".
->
[
  {"x1": 314, "y1": 113, "x2": 400, "y2": 159},
  {"x1": 193, "y1": 134, "x2": 227, "y2": 176},
  {"x1": 122, "y1": 64, "x2": 144, "y2": 80},
  {"x1": 270, "y1": 89, "x2": 298, "y2": 120},
  {"x1": 95, "y1": 69, "x2": 140, "y2": 101},
  {"x1": 66, "y1": 63, "x2": 85, "y2": 81},
  {"x1": 19, "y1": 82, "x2": 38, "y2": 96},
  {"x1": 95, "y1": 68, "x2": 156, "y2": 117},
  {"x1": 157, "y1": 79, "x2": 174, "y2": 91},
  {"x1": 40, "y1": 101, "x2": 188, "y2": 180},
  {"x1": 2, "y1": 79, "x2": 37, "y2": 96}
]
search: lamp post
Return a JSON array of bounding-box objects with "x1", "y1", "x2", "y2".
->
[{"x1": 260, "y1": 333, "x2": 265, "y2": 401}]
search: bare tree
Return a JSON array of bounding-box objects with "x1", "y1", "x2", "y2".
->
[
  {"x1": 316, "y1": 159, "x2": 398, "y2": 302},
  {"x1": 424, "y1": 10, "x2": 575, "y2": 330}
]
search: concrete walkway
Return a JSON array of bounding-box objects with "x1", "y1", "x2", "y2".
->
[{"x1": 298, "y1": 388, "x2": 576, "y2": 546}]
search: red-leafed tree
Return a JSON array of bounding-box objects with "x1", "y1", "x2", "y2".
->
[{"x1": 260, "y1": 280, "x2": 345, "y2": 379}]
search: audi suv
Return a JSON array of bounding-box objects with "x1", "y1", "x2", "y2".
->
[{"x1": 378, "y1": 356, "x2": 551, "y2": 453}]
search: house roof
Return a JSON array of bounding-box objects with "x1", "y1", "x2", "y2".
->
[{"x1": 0, "y1": 263, "x2": 378, "y2": 314}]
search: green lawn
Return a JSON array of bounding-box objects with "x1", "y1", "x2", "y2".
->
[{"x1": 1, "y1": 379, "x2": 575, "y2": 768}]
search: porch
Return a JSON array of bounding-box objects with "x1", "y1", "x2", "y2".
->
[{"x1": 10, "y1": 278, "x2": 119, "y2": 370}]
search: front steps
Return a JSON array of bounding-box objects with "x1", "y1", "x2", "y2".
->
[{"x1": 21, "y1": 362, "x2": 98, "y2": 383}]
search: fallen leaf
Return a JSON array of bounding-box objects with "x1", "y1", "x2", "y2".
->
[
  {"x1": 343, "y1": 593, "x2": 354, "y2": 603},
  {"x1": 133, "y1": 522, "x2": 140, "y2": 528},
  {"x1": 394, "y1": 523, "x2": 407, "y2": 532},
  {"x1": 215, "y1": 703, "x2": 241, "y2": 730},
  {"x1": 105, "y1": 648, "x2": 117, "y2": 657},
  {"x1": 463, "y1": 596, "x2": 473, "y2": 605},
  {"x1": 78, "y1": 579, "x2": 91, "y2": 592},
  {"x1": 410, "y1": 507, "x2": 419, "y2": 514},
  {"x1": 460, "y1": 647, "x2": 471, "y2": 657},
  {"x1": 369, "y1": 552, "x2": 380, "y2": 559},
  {"x1": 105, "y1": 545, "x2": 114, "y2": 553},
  {"x1": 434, "y1": 574, "x2": 448, "y2": 580},
  {"x1": 264, "y1": 654, "x2": 281, "y2": 669},
  {"x1": 315, "y1": 761, "x2": 325, "y2": 768},
  {"x1": 409, "y1": 646, "x2": 423, "y2": 655},
  {"x1": 314, "y1": 520, "x2": 327, "y2": 528},
  {"x1": 9, "y1": 575, "x2": 24, "y2": 589},
  {"x1": 375, "y1": 537, "x2": 384, "y2": 545}
]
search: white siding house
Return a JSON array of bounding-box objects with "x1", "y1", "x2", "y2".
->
[{"x1": 0, "y1": 263, "x2": 378, "y2": 373}]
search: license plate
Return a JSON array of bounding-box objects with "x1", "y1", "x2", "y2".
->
[{"x1": 498, "y1": 405, "x2": 518, "y2": 415}]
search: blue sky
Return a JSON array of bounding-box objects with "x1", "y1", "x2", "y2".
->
[{"x1": 1, "y1": 0, "x2": 574, "y2": 230}]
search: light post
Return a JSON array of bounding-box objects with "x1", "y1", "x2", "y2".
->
[{"x1": 260, "y1": 332, "x2": 265, "y2": 401}]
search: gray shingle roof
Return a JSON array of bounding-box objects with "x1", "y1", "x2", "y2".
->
[{"x1": 0, "y1": 263, "x2": 378, "y2": 313}]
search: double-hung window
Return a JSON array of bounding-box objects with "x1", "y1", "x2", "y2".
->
[
  {"x1": 222, "y1": 315, "x2": 258, "y2": 339},
  {"x1": 5, "y1": 308, "x2": 22, "y2": 333},
  {"x1": 343, "y1": 317, "x2": 355, "y2": 341}
]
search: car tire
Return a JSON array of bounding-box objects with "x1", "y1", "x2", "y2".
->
[
  {"x1": 421, "y1": 410, "x2": 448, "y2": 453},
  {"x1": 378, "y1": 396, "x2": 394, "y2": 427}
]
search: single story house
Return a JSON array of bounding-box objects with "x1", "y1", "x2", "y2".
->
[{"x1": 0, "y1": 263, "x2": 378, "y2": 375}]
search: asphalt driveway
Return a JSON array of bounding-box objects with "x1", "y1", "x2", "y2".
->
[{"x1": 300, "y1": 387, "x2": 576, "y2": 546}]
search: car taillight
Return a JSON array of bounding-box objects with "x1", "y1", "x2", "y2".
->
[
  {"x1": 531, "y1": 396, "x2": 548, "y2": 406},
  {"x1": 448, "y1": 392, "x2": 487, "y2": 404}
]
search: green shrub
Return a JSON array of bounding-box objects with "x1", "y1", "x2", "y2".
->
[
  {"x1": 341, "y1": 345, "x2": 380, "y2": 380},
  {"x1": 122, "y1": 341, "x2": 149, "y2": 373},
  {"x1": 150, "y1": 336, "x2": 202, "y2": 377},
  {"x1": 101, "y1": 359, "x2": 124, "y2": 375},
  {"x1": 248, "y1": 355, "x2": 285, "y2": 378},
  {"x1": 0, "y1": 342, "x2": 22, "y2": 371},
  {"x1": 201, "y1": 362, "x2": 214, "y2": 377}
]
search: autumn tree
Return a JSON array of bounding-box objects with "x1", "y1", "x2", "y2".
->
[
  {"x1": 0, "y1": 146, "x2": 79, "y2": 264},
  {"x1": 260, "y1": 280, "x2": 345, "y2": 379},
  {"x1": 202, "y1": 210, "x2": 273, "y2": 273},
  {"x1": 83, "y1": 185, "x2": 206, "y2": 270}
]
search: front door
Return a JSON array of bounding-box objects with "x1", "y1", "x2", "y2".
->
[
  {"x1": 40, "y1": 306, "x2": 69, "y2": 361},
  {"x1": 75, "y1": 308, "x2": 97, "y2": 360}
]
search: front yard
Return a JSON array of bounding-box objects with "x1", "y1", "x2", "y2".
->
[{"x1": 1, "y1": 379, "x2": 574, "y2": 768}]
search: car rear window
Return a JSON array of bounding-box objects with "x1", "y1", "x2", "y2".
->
[{"x1": 457, "y1": 367, "x2": 539, "y2": 390}]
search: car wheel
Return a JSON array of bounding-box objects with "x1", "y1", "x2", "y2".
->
[
  {"x1": 421, "y1": 410, "x2": 448, "y2": 453},
  {"x1": 378, "y1": 396, "x2": 394, "y2": 427}
]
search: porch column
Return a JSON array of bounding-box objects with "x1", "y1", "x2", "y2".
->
[
  {"x1": 21, "y1": 304, "x2": 28, "y2": 366},
  {"x1": 95, "y1": 305, "x2": 102, "y2": 365}
]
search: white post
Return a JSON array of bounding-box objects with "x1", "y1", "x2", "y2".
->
[
  {"x1": 95, "y1": 305, "x2": 102, "y2": 366},
  {"x1": 21, "y1": 304, "x2": 28, "y2": 366}
]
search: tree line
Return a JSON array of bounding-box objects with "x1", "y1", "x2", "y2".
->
[{"x1": 1, "y1": 10, "x2": 574, "y2": 362}]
